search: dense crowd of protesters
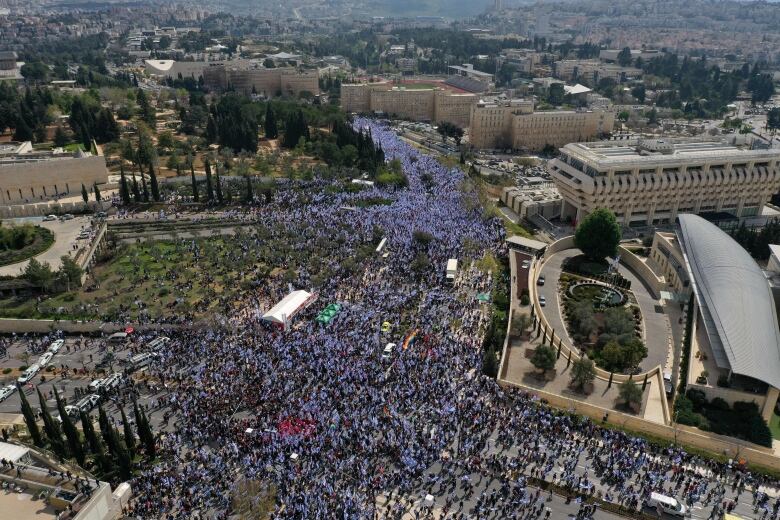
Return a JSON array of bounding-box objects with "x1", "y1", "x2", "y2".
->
[{"x1": 122, "y1": 120, "x2": 780, "y2": 519}]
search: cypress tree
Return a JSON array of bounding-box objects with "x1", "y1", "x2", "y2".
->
[
  {"x1": 54, "y1": 388, "x2": 84, "y2": 466},
  {"x1": 114, "y1": 430, "x2": 133, "y2": 480},
  {"x1": 19, "y1": 388, "x2": 42, "y2": 447},
  {"x1": 93, "y1": 183, "x2": 101, "y2": 202},
  {"x1": 131, "y1": 172, "x2": 141, "y2": 202},
  {"x1": 245, "y1": 176, "x2": 253, "y2": 203},
  {"x1": 190, "y1": 160, "x2": 199, "y2": 202},
  {"x1": 37, "y1": 388, "x2": 65, "y2": 457},
  {"x1": 80, "y1": 411, "x2": 99, "y2": 454},
  {"x1": 119, "y1": 165, "x2": 130, "y2": 204},
  {"x1": 98, "y1": 405, "x2": 115, "y2": 455},
  {"x1": 204, "y1": 159, "x2": 214, "y2": 201},
  {"x1": 149, "y1": 163, "x2": 160, "y2": 202},
  {"x1": 141, "y1": 171, "x2": 149, "y2": 202},
  {"x1": 121, "y1": 407, "x2": 136, "y2": 457},
  {"x1": 94, "y1": 435, "x2": 113, "y2": 475},
  {"x1": 139, "y1": 408, "x2": 156, "y2": 459},
  {"x1": 206, "y1": 115, "x2": 217, "y2": 143},
  {"x1": 81, "y1": 184, "x2": 89, "y2": 204},
  {"x1": 264, "y1": 104, "x2": 278, "y2": 139},
  {"x1": 215, "y1": 165, "x2": 224, "y2": 204}
]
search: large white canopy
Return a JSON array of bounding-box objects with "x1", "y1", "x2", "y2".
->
[{"x1": 262, "y1": 290, "x2": 313, "y2": 326}]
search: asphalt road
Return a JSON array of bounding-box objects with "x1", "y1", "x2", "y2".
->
[{"x1": 0, "y1": 334, "x2": 175, "y2": 435}]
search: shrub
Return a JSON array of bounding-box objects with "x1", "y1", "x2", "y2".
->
[
  {"x1": 520, "y1": 293, "x2": 530, "y2": 306},
  {"x1": 2, "y1": 368, "x2": 11, "y2": 374},
  {"x1": 531, "y1": 345, "x2": 557, "y2": 372},
  {"x1": 19, "y1": 365, "x2": 28, "y2": 371}
]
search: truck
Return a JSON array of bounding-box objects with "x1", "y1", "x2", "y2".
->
[{"x1": 446, "y1": 259, "x2": 458, "y2": 283}]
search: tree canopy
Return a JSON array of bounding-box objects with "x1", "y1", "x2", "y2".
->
[{"x1": 574, "y1": 208, "x2": 621, "y2": 261}]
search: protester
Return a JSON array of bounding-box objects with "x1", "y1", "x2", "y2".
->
[{"x1": 124, "y1": 120, "x2": 779, "y2": 519}]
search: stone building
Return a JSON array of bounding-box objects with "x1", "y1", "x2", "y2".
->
[{"x1": 340, "y1": 82, "x2": 477, "y2": 127}]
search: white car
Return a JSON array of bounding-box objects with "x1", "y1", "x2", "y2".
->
[
  {"x1": 0, "y1": 384, "x2": 17, "y2": 402},
  {"x1": 48, "y1": 339, "x2": 65, "y2": 354},
  {"x1": 42, "y1": 215, "x2": 57, "y2": 222},
  {"x1": 88, "y1": 378, "x2": 105, "y2": 392},
  {"x1": 38, "y1": 352, "x2": 53, "y2": 367},
  {"x1": 17, "y1": 364, "x2": 41, "y2": 384},
  {"x1": 539, "y1": 295, "x2": 547, "y2": 307}
]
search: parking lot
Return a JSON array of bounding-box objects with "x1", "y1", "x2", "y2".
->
[{"x1": 0, "y1": 332, "x2": 175, "y2": 435}]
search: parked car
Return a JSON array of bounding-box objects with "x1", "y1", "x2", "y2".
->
[
  {"x1": 60, "y1": 214, "x2": 74, "y2": 221},
  {"x1": 539, "y1": 295, "x2": 547, "y2": 307},
  {"x1": 48, "y1": 339, "x2": 65, "y2": 354},
  {"x1": 521, "y1": 260, "x2": 530, "y2": 269},
  {"x1": 663, "y1": 371, "x2": 674, "y2": 396},
  {"x1": 43, "y1": 215, "x2": 57, "y2": 222},
  {"x1": 0, "y1": 384, "x2": 17, "y2": 402},
  {"x1": 537, "y1": 275, "x2": 545, "y2": 286}
]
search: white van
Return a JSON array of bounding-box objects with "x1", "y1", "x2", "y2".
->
[
  {"x1": 146, "y1": 336, "x2": 170, "y2": 351},
  {"x1": 128, "y1": 352, "x2": 157, "y2": 371},
  {"x1": 646, "y1": 492, "x2": 688, "y2": 517},
  {"x1": 382, "y1": 343, "x2": 396, "y2": 360},
  {"x1": 17, "y1": 364, "x2": 41, "y2": 384},
  {"x1": 108, "y1": 332, "x2": 129, "y2": 345}
]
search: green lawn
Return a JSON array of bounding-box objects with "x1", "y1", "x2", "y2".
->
[{"x1": 770, "y1": 412, "x2": 780, "y2": 440}]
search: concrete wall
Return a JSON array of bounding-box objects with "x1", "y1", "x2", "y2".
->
[
  {"x1": 73, "y1": 482, "x2": 114, "y2": 520},
  {"x1": 0, "y1": 155, "x2": 107, "y2": 204},
  {"x1": 616, "y1": 245, "x2": 665, "y2": 298},
  {"x1": 0, "y1": 199, "x2": 111, "y2": 219}
]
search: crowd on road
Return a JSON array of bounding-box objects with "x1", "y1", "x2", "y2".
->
[{"x1": 120, "y1": 120, "x2": 780, "y2": 520}]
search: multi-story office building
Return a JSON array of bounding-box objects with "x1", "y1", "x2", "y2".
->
[
  {"x1": 469, "y1": 98, "x2": 614, "y2": 151},
  {"x1": 341, "y1": 82, "x2": 477, "y2": 127},
  {"x1": 549, "y1": 138, "x2": 780, "y2": 227},
  {"x1": 202, "y1": 65, "x2": 319, "y2": 97}
]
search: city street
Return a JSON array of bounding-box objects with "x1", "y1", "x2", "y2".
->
[{"x1": 0, "y1": 334, "x2": 175, "y2": 436}]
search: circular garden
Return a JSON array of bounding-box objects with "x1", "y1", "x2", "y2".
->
[
  {"x1": 0, "y1": 223, "x2": 55, "y2": 267},
  {"x1": 559, "y1": 256, "x2": 646, "y2": 374}
]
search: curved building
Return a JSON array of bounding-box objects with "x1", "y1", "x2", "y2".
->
[{"x1": 655, "y1": 214, "x2": 780, "y2": 419}]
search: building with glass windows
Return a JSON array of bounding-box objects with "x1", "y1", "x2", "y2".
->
[{"x1": 549, "y1": 138, "x2": 780, "y2": 227}]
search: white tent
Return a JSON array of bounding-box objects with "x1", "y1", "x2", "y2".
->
[{"x1": 262, "y1": 290, "x2": 314, "y2": 330}]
